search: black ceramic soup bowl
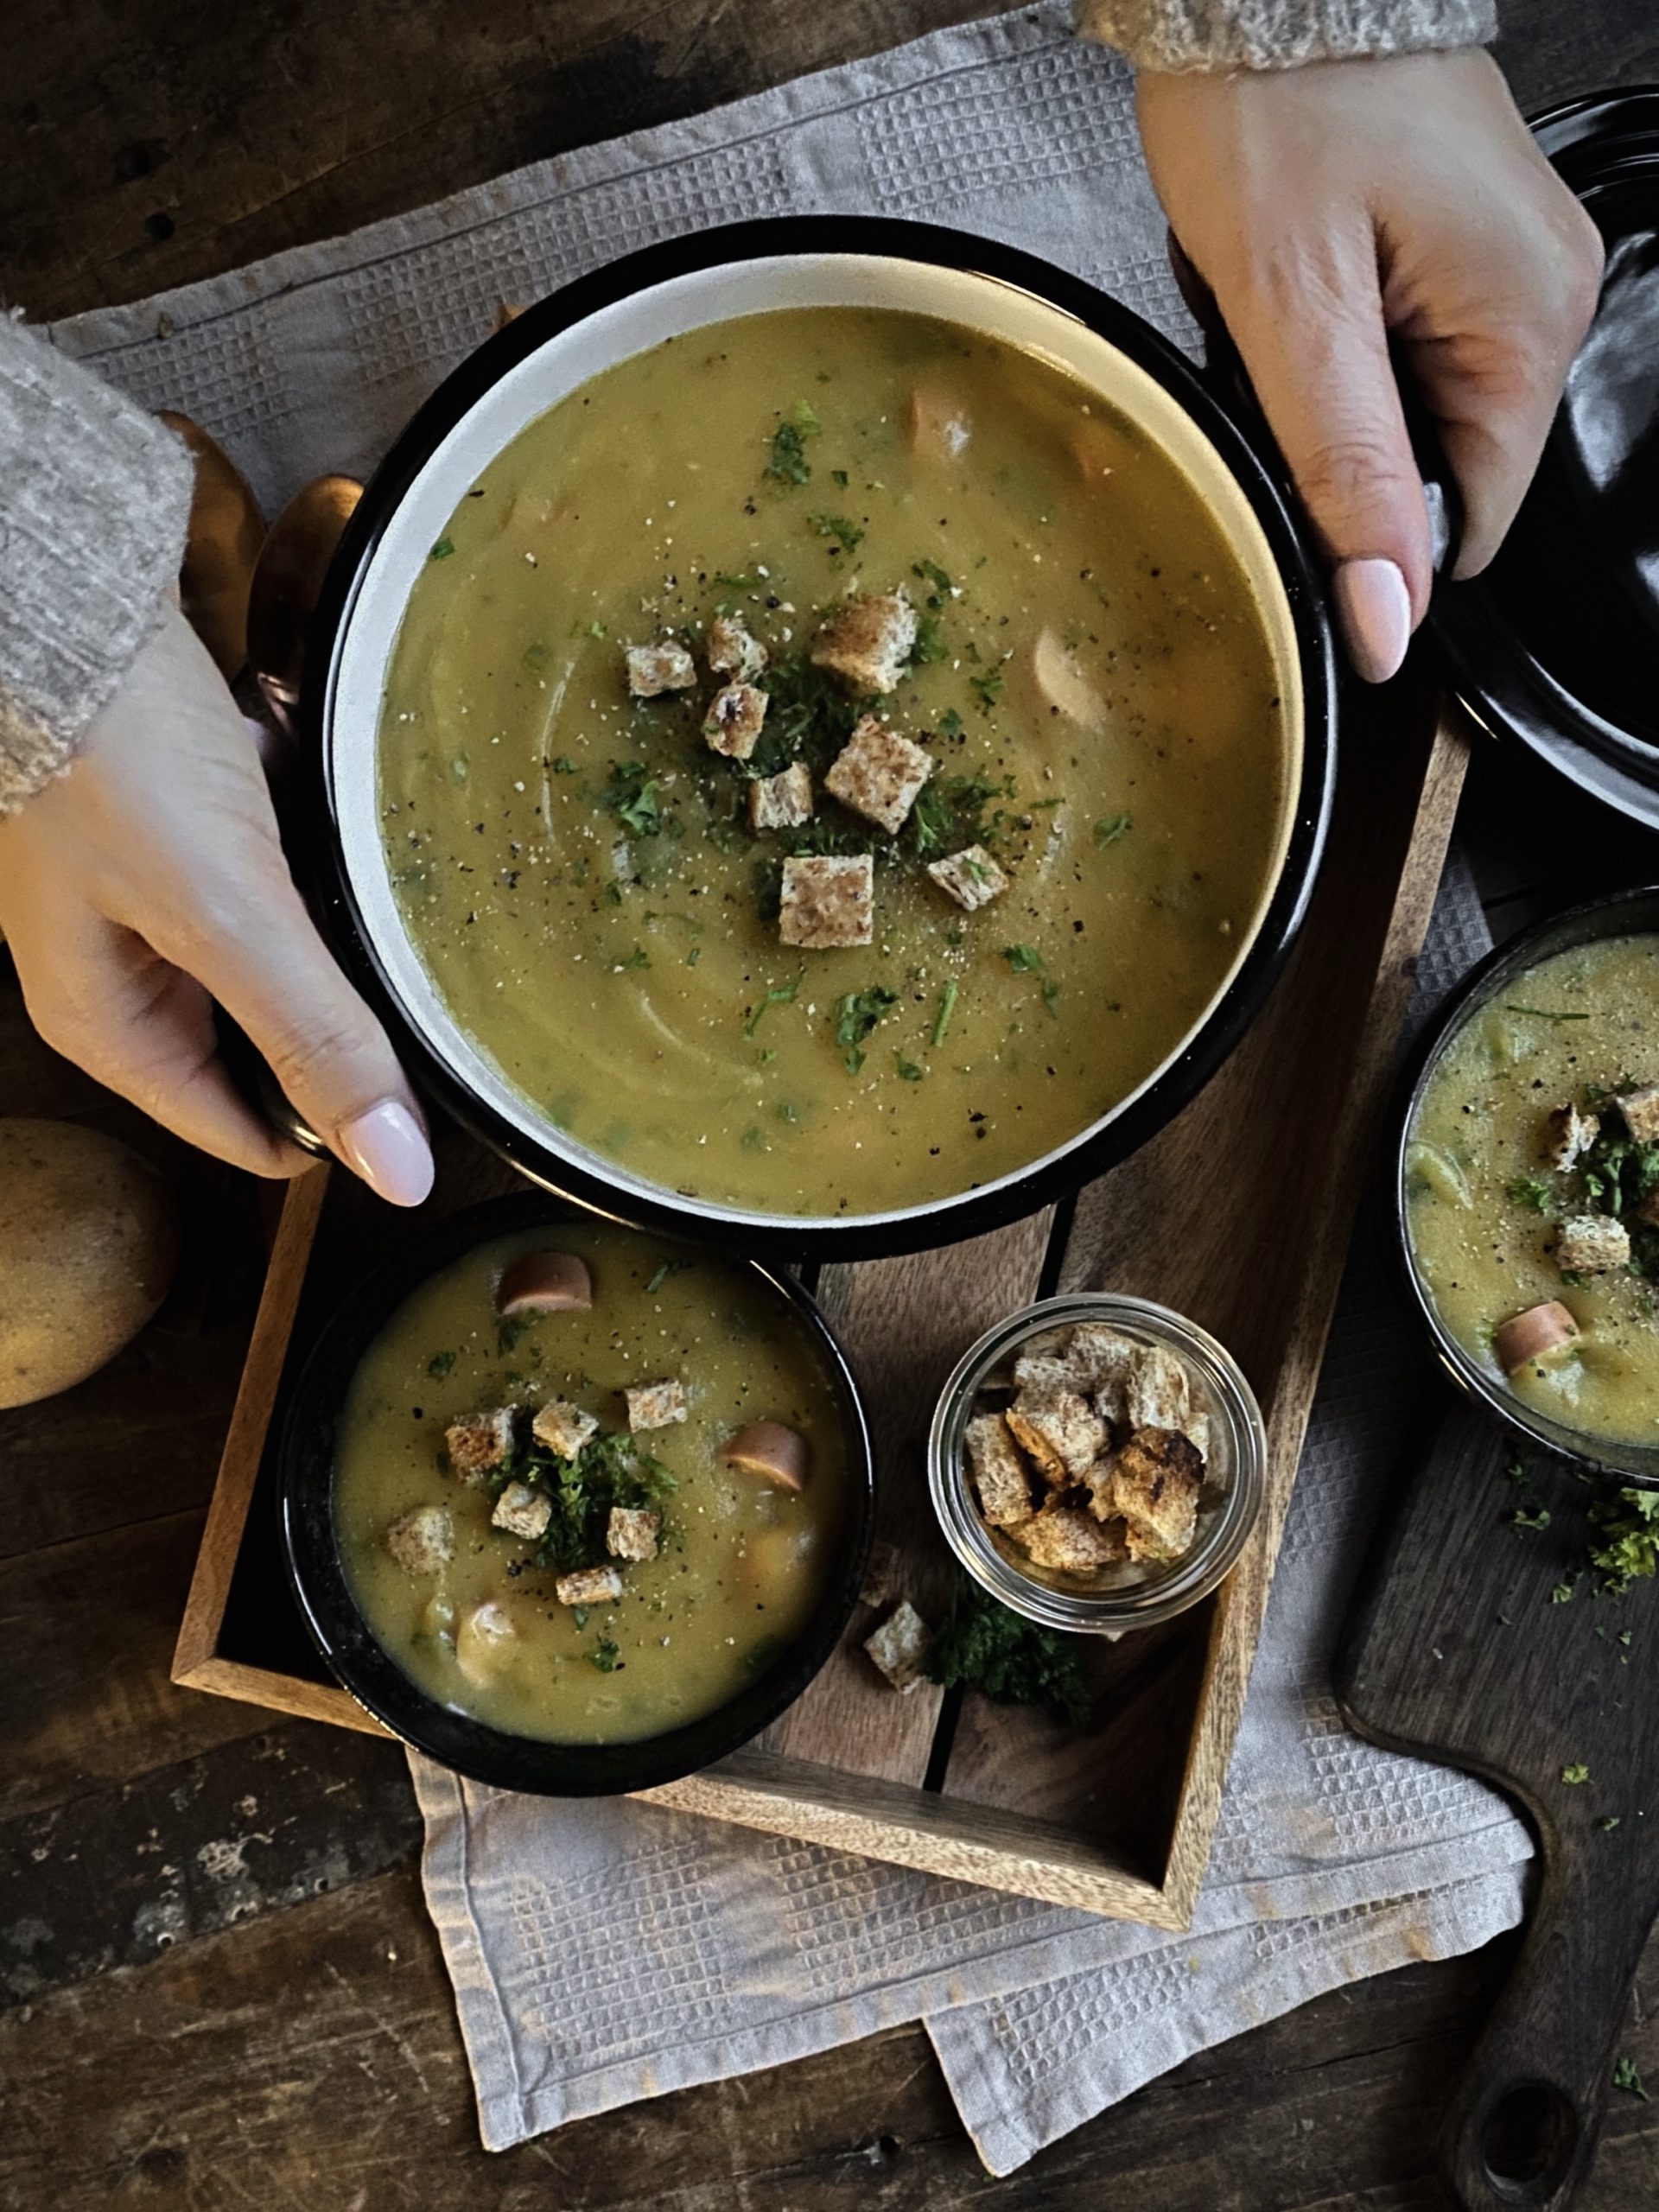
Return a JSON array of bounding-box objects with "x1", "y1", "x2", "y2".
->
[
  {"x1": 289, "y1": 213, "x2": 1336, "y2": 1260},
  {"x1": 279, "y1": 1192, "x2": 875, "y2": 1794},
  {"x1": 1389, "y1": 884, "x2": 1659, "y2": 1487}
]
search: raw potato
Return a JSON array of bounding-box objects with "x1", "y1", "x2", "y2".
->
[{"x1": 0, "y1": 1120, "x2": 178, "y2": 1408}]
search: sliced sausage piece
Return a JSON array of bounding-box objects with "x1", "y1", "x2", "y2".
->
[
  {"x1": 720, "y1": 1420, "x2": 810, "y2": 1491},
  {"x1": 1031, "y1": 626, "x2": 1109, "y2": 735},
  {"x1": 1493, "y1": 1300, "x2": 1580, "y2": 1375},
  {"x1": 496, "y1": 1249, "x2": 593, "y2": 1316}
]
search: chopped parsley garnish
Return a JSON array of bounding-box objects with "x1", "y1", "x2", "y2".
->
[
  {"x1": 1041, "y1": 977, "x2": 1062, "y2": 1019},
  {"x1": 525, "y1": 1427, "x2": 678, "y2": 1576},
  {"x1": 907, "y1": 770, "x2": 1013, "y2": 861},
  {"x1": 912, "y1": 558, "x2": 952, "y2": 605},
  {"x1": 429, "y1": 537, "x2": 455, "y2": 561},
  {"x1": 1093, "y1": 812, "x2": 1132, "y2": 849},
  {"x1": 809, "y1": 512, "x2": 863, "y2": 553},
  {"x1": 1549, "y1": 1579, "x2": 1578, "y2": 1605},
  {"x1": 744, "y1": 972, "x2": 804, "y2": 1038},
  {"x1": 932, "y1": 980, "x2": 958, "y2": 1049},
  {"x1": 1560, "y1": 1763, "x2": 1591, "y2": 1786},
  {"x1": 1507, "y1": 1173, "x2": 1554, "y2": 1214},
  {"x1": 496, "y1": 1315, "x2": 531, "y2": 1357},
  {"x1": 830, "y1": 467, "x2": 849, "y2": 486},
  {"x1": 551, "y1": 755, "x2": 577, "y2": 774},
  {"x1": 835, "y1": 984, "x2": 899, "y2": 1074},
  {"x1": 620, "y1": 944, "x2": 650, "y2": 969},
  {"x1": 765, "y1": 402, "x2": 820, "y2": 486},
  {"x1": 1002, "y1": 944, "x2": 1046, "y2": 974},
  {"x1": 895, "y1": 1054, "x2": 925, "y2": 1082},
  {"x1": 645, "y1": 1258, "x2": 692, "y2": 1294},
  {"x1": 969, "y1": 667, "x2": 1005, "y2": 712},
  {"x1": 588, "y1": 1638, "x2": 621, "y2": 1674},
  {"x1": 925, "y1": 1573, "x2": 1091, "y2": 1726},
  {"x1": 426, "y1": 1351, "x2": 457, "y2": 1379},
  {"x1": 1613, "y1": 2058, "x2": 1649, "y2": 2101},
  {"x1": 1510, "y1": 1503, "x2": 1551, "y2": 1531},
  {"x1": 937, "y1": 707, "x2": 964, "y2": 740},
  {"x1": 604, "y1": 760, "x2": 664, "y2": 838},
  {"x1": 1587, "y1": 1486, "x2": 1659, "y2": 1594},
  {"x1": 911, "y1": 614, "x2": 947, "y2": 665}
]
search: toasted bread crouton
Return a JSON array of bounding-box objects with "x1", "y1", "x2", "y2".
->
[
  {"x1": 864, "y1": 1600, "x2": 931, "y2": 1693},
  {"x1": 1012, "y1": 1351, "x2": 1076, "y2": 1395},
  {"x1": 707, "y1": 613, "x2": 767, "y2": 680},
  {"x1": 607, "y1": 1505, "x2": 661, "y2": 1561},
  {"x1": 908, "y1": 383, "x2": 971, "y2": 462},
  {"x1": 1058, "y1": 1323, "x2": 1141, "y2": 1426},
  {"x1": 531, "y1": 1399, "x2": 598, "y2": 1460},
  {"x1": 1094, "y1": 1428, "x2": 1203, "y2": 1562},
  {"x1": 824, "y1": 715, "x2": 932, "y2": 836},
  {"x1": 555, "y1": 1564, "x2": 623, "y2": 1608},
  {"x1": 810, "y1": 594, "x2": 917, "y2": 696},
  {"x1": 1618, "y1": 1084, "x2": 1659, "y2": 1143},
  {"x1": 703, "y1": 680, "x2": 768, "y2": 760},
  {"x1": 625, "y1": 640, "x2": 696, "y2": 696},
  {"x1": 1544, "y1": 1103, "x2": 1600, "y2": 1172},
  {"x1": 748, "y1": 761, "x2": 814, "y2": 831},
  {"x1": 1126, "y1": 1343, "x2": 1192, "y2": 1434},
  {"x1": 492, "y1": 1479, "x2": 552, "y2": 1541},
  {"x1": 964, "y1": 1411, "x2": 1037, "y2": 1530},
  {"x1": 1006, "y1": 1384, "x2": 1107, "y2": 1488},
  {"x1": 445, "y1": 1408, "x2": 515, "y2": 1481},
  {"x1": 926, "y1": 844, "x2": 1007, "y2": 912},
  {"x1": 455, "y1": 1602, "x2": 516, "y2": 1684},
  {"x1": 1558, "y1": 1213, "x2": 1631, "y2": 1275},
  {"x1": 779, "y1": 854, "x2": 874, "y2": 950},
  {"x1": 625, "y1": 1376, "x2": 687, "y2": 1431},
  {"x1": 1015, "y1": 1503, "x2": 1127, "y2": 1572},
  {"x1": 858, "y1": 1538, "x2": 902, "y2": 1611},
  {"x1": 385, "y1": 1505, "x2": 454, "y2": 1577}
]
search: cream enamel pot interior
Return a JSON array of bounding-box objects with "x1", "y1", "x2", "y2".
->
[{"x1": 296, "y1": 217, "x2": 1337, "y2": 1256}]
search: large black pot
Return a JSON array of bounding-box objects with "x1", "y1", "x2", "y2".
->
[{"x1": 296, "y1": 216, "x2": 1337, "y2": 1257}]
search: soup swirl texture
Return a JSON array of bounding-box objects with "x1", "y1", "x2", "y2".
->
[{"x1": 377, "y1": 308, "x2": 1291, "y2": 1216}]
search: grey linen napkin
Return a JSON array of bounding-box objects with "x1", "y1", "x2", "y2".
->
[{"x1": 48, "y1": 2, "x2": 1532, "y2": 2170}]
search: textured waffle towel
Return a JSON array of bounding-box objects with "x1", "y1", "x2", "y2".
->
[{"x1": 50, "y1": 3, "x2": 1532, "y2": 2171}]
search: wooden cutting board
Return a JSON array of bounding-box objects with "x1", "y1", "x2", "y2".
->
[{"x1": 1337, "y1": 1388, "x2": 1659, "y2": 2212}]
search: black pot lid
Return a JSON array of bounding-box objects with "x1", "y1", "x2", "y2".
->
[{"x1": 1431, "y1": 86, "x2": 1659, "y2": 829}]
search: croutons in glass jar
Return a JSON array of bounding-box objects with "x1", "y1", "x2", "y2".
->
[{"x1": 928, "y1": 1294, "x2": 1266, "y2": 1633}]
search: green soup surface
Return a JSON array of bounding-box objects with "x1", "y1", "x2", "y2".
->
[
  {"x1": 334, "y1": 1222, "x2": 852, "y2": 1743},
  {"x1": 1407, "y1": 933, "x2": 1659, "y2": 1448},
  {"x1": 377, "y1": 305, "x2": 1292, "y2": 1217}
]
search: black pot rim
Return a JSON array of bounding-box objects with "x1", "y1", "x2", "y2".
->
[
  {"x1": 1388, "y1": 882, "x2": 1659, "y2": 1486},
  {"x1": 297, "y1": 213, "x2": 1337, "y2": 1260},
  {"x1": 277, "y1": 1192, "x2": 876, "y2": 1794}
]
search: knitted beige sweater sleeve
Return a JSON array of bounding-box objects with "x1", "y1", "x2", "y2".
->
[
  {"x1": 1076, "y1": 0, "x2": 1496, "y2": 71},
  {"x1": 0, "y1": 315, "x2": 194, "y2": 817}
]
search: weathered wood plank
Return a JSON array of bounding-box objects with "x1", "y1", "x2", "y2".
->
[
  {"x1": 0, "y1": 1510, "x2": 273, "y2": 1825},
  {"x1": 0, "y1": 1721, "x2": 417, "y2": 2006},
  {"x1": 1, "y1": 0, "x2": 998, "y2": 322},
  {"x1": 0, "y1": 1856, "x2": 1655, "y2": 2210}
]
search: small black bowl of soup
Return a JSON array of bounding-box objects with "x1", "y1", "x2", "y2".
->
[
  {"x1": 293, "y1": 214, "x2": 1336, "y2": 1258},
  {"x1": 279, "y1": 1197, "x2": 874, "y2": 1791},
  {"x1": 1395, "y1": 885, "x2": 1659, "y2": 1483}
]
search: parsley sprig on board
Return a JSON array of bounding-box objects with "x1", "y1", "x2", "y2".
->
[{"x1": 924, "y1": 1575, "x2": 1092, "y2": 1726}]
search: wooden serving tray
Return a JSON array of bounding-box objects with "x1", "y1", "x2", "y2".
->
[{"x1": 175, "y1": 678, "x2": 1469, "y2": 1926}]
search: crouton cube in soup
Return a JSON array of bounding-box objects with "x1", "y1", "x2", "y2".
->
[
  {"x1": 377, "y1": 307, "x2": 1293, "y2": 1218},
  {"x1": 333, "y1": 1223, "x2": 852, "y2": 1744}
]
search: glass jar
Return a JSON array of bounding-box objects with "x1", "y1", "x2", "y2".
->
[{"x1": 927, "y1": 1293, "x2": 1267, "y2": 1634}]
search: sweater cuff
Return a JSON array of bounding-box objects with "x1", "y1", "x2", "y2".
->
[
  {"x1": 1075, "y1": 0, "x2": 1497, "y2": 72},
  {"x1": 0, "y1": 315, "x2": 194, "y2": 817}
]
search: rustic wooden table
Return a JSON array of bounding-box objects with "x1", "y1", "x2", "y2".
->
[{"x1": 4, "y1": 4, "x2": 1659, "y2": 2206}]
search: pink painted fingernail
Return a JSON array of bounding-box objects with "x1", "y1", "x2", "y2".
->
[
  {"x1": 1334, "y1": 557, "x2": 1413, "y2": 685},
  {"x1": 340, "y1": 1099, "x2": 434, "y2": 1207}
]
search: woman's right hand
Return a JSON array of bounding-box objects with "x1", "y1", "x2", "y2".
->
[{"x1": 0, "y1": 601, "x2": 435, "y2": 1204}]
